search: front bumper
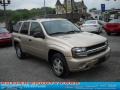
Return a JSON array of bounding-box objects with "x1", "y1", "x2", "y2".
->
[
  {"x1": 66, "y1": 47, "x2": 111, "y2": 71},
  {"x1": 107, "y1": 29, "x2": 120, "y2": 33}
]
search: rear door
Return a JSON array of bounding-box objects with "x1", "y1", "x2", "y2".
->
[{"x1": 19, "y1": 22, "x2": 30, "y2": 52}]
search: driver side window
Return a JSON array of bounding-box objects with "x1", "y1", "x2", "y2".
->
[
  {"x1": 30, "y1": 22, "x2": 43, "y2": 36},
  {"x1": 20, "y1": 22, "x2": 30, "y2": 35}
]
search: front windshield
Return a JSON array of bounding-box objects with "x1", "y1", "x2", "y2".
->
[
  {"x1": 0, "y1": 28, "x2": 9, "y2": 34},
  {"x1": 42, "y1": 20, "x2": 81, "y2": 35}
]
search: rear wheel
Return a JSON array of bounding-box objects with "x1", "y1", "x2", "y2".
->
[
  {"x1": 51, "y1": 53, "x2": 69, "y2": 77},
  {"x1": 15, "y1": 44, "x2": 26, "y2": 59}
]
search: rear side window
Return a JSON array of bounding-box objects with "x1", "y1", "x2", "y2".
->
[
  {"x1": 20, "y1": 22, "x2": 30, "y2": 35},
  {"x1": 13, "y1": 22, "x2": 22, "y2": 33}
]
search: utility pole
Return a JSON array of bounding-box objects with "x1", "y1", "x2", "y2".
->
[
  {"x1": 71, "y1": 0, "x2": 74, "y2": 22},
  {"x1": 63, "y1": 0, "x2": 67, "y2": 18},
  {"x1": 44, "y1": 0, "x2": 47, "y2": 18},
  {"x1": 0, "y1": 0, "x2": 11, "y2": 28}
]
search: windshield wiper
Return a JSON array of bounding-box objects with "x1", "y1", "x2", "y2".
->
[
  {"x1": 49, "y1": 32, "x2": 66, "y2": 35},
  {"x1": 66, "y1": 30, "x2": 80, "y2": 34},
  {"x1": 50, "y1": 30, "x2": 81, "y2": 35}
]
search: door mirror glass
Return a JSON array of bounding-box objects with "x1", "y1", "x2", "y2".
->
[{"x1": 33, "y1": 32, "x2": 45, "y2": 39}]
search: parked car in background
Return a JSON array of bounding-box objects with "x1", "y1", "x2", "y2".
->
[
  {"x1": 0, "y1": 27, "x2": 12, "y2": 46},
  {"x1": 81, "y1": 20, "x2": 102, "y2": 34},
  {"x1": 0, "y1": 22, "x2": 5, "y2": 28},
  {"x1": 13, "y1": 19, "x2": 110, "y2": 77},
  {"x1": 104, "y1": 19, "x2": 120, "y2": 35}
]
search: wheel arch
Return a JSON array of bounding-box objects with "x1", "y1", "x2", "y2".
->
[
  {"x1": 48, "y1": 49, "x2": 65, "y2": 64},
  {"x1": 13, "y1": 40, "x2": 20, "y2": 48}
]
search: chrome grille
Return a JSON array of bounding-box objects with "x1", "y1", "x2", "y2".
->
[
  {"x1": 86, "y1": 42, "x2": 107, "y2": 56},
  {"x1": 86, "y1": 42, "x2": 106, "y2": 51}
]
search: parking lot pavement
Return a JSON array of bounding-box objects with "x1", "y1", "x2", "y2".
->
[{"x1": 0, "y1": 32, "x2": 120, "y2": 82}]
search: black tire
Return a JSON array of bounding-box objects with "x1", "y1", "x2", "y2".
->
[
  {"x1": 51, "y1": 53, "x2": 69, "y2": 78},
  {"x1": 107, "y1": 32, "x2": 111, "y2": 36},
  {"x1": 15, "y1": 44, "x2": 26, "y2": 59},
  {"x1": 97, "y1": 32, "x2": 100, "y2": 35}
]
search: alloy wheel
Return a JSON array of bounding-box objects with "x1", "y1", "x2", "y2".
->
[{"x1": 53, "y1": 58, "x2": 64, "y2": 76}]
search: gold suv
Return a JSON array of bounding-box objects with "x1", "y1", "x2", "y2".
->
[{"x1": 13, "y1": 18, "x2": 111, "y2": 77}]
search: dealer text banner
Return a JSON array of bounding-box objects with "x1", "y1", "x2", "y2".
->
[{"x1": 0, "y1": 82, "x2": 120, "y2": 90}]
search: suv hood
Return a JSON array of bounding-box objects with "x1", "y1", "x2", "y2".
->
[{"x1": 55, "y1": 32, "x2": 107, "y2": 47}]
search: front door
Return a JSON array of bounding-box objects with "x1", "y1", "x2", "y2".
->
[{"x1": 28, "y1": 22, "x2": 47, "y2": 59}]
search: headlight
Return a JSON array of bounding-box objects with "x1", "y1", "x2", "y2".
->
[
  {"x1": 72, "y1": 47, "x2": 87, "y2": 58},
  {"x1": 105, "y1": 40, "x2": 108, "y2": 46}
]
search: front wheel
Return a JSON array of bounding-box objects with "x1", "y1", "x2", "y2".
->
[
  {"x1": 51, "y1": 53, "x2": 69, "y2": 77},
  {"x1": 15, "y1": 44, "x2": 26, "y2": 59}
]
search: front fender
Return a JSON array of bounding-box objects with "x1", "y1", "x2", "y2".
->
[{"x1": 48, "y1": 44, "x2": 72, "y2": 57}]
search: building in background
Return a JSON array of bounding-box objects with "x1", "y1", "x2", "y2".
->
[
  {"x1": 88, "y1": 9, "x2": 120, "y2": 22},
  {"x1": 103, "y1": 9, "x2": 120, "y2": 22},
  {"x1": 55, "y1": 0, "x2": 87, "y2": 15},
  {"x1": 55, "y1": 0, "x2": 66, "y2": 14},
  {"x1": 89, "y1": 10, "x2": 102, "y2": 20}
]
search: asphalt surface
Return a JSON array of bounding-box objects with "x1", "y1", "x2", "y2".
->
[{"x1": 0, "y1": 32, "x2": 120, "y2": 82}]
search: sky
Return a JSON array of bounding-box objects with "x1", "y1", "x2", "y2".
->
[{"x1": 0, "y1": 0, "x2": 120, "y2": 10}]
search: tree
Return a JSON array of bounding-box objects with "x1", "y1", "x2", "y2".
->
[
  {"x1": 40, "y1": 7, "x2": 56, "y2": 15},
  {"x1": 0, "y1": 7, "x2": 56, "y2": 23}
]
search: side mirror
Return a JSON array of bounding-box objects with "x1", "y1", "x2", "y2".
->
[{"x1": 33, "y1": 32, "x2": 45, "y2": 39}]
